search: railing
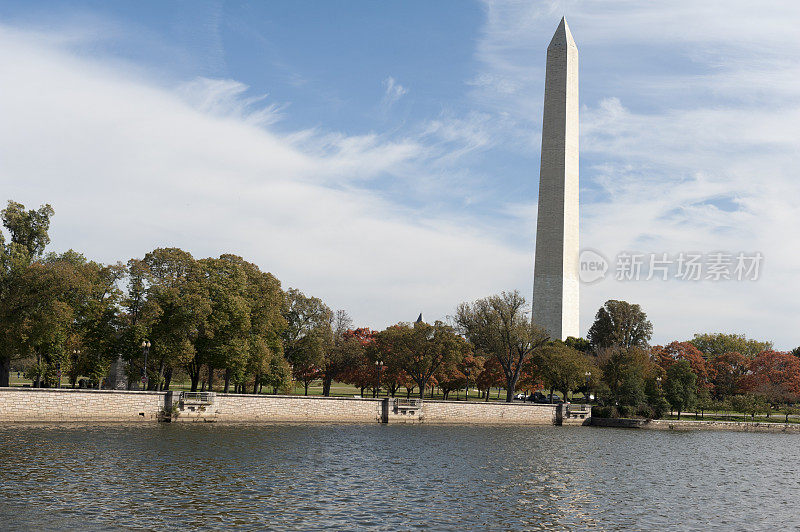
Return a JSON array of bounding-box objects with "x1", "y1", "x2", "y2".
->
[
  {"x1": 395, "y1": 398, "x2": 423, "y2": 411},
  {"x1": 566, "y1": 403, "x2": 591, "y2": 418},
  {"x1": 180, "y1": 391, "x2": 215, "y2": 405}
]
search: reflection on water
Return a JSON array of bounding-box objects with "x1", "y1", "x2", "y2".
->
[{"x1": 0, "y1": 423, "x2": 798, "y2": 530}]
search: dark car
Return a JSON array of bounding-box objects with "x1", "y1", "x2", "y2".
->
[{"x1": 529, "y1": 391, "x2": 548, "y2": 403}]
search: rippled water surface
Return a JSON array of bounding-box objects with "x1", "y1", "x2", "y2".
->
[{"x1": 1, "y1": 423, "x2": 799, "y2": 530}]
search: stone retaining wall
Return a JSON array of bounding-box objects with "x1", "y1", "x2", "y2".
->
[
  {"x1": 215, "y1": 394, "x2": 382, "y2": 423},
  {"x1": 0, "y1": 388, "x2": 164, "y2": 422},
  {"x1": 421, "y1": 400, "x2": 556, "y2": 424},
  {"x1": 592, "y1": 417, "x2": 800, "y2": 433},
  {"x1": 0, "y1": 388, "x2": 561, "y2": 425}
]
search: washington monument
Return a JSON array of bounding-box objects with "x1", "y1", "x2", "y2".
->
[{"x1": 532, "y1": 18, "x2": 579, "y2": 340}]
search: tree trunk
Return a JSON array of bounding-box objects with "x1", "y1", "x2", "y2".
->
[
  {"x1": 322, "y1": 375, "x2": 333, "y2": 397},
  {"x1": 164, "y1": 368, "x2": 172, "y2": 390},
  {"x1": 190, "y1": 367, "x2": 200, "y2": 392},
  {"x1": 0, "y1": 357, "x2": 9, "y2": 387},
  {"x1": 156, "y1": 361, "x2": 165, "y2": 391},
  {"x1": 253, "y1": 376, "x2": 260, "y2": 394},
  {"x1": 304, "y1": 381, "x2": 309, "y2": 396},
  {"x1": 208, "y1": 366, "x2": 214, "y2": 392},
  {"x1": 484, "y1": 389, "x2": 489, "y2": 402},
  {"x1": 224, "y1": 369, "x2": 230, "y2": 394}
]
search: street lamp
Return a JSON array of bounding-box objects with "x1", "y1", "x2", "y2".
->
[
  {"x1": 374, "y1": 360, "x2": 383, "y2": 398},
  {"x1": 584, "y1": 371, "x2": 592, "y2": 403},
  {"x1": 141, "y1": 340, "x2": 151, "y2": 390},
  {"x1": 72, "y1": 349, "x2": 80, "y2": 388}
]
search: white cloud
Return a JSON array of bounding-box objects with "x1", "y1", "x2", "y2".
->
[
  {"x1": 0, "y1": 24, "x2": 528, "y2": 330},
  {"x1": 381, "y1": 76, "x2": 408, "y2": 109}
]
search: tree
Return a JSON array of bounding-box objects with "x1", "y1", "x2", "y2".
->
[
  {"x1": 0, "y1": 201, "x2": 55, "y2": 386},
  {"x1": 741, "y1": 350, "x2": 800, "y2": 406},
  {"x1": 339, "y1": 328, "x2": 378, "y2": 396},
  {"x1": 1, "y1": 201, "x2": 54, "y2": 258},
  {"x1": 598, "y1": 346, "x2": 652, "y2": 407},
  {"x1": 475, "y1": 356, "x2": 505, "y2": 401},
  {"x1": 690, "y1": 333, "x2": 772, "y2": 359},
  {"x1": 664, "y1": 360, "x2": 697, "y2": 419},
  {"x1": 282, "y1": 288, "x2": 331, "y2": 395},
  {"x1": 140, "y1": 248, "x2": 211, "y2": 390},
  {"x1": 653, "y1": 341, "x2": 712, "y2": 393},
  {"x1": 730, "y1": 394, "x2": 768, "y2": 421},
  {"x1": 533, "y1": 342, "x2": 594, "y2": 403},
  {"x1": 376, "y1": 321, "x2": 468, "y2": 400},
  {"x1": 587, "y1": 300, "x2": 653, "y2": 350},
  {"x1": 565, "y1": 336, "x2": 591, "y2": 353},
  {"x1": 455, "y1": 290, "x2": 549, "y2": 402},
  {"x1": 320, "y1": 310, "x2": 359, "y2": 397},
  {"x1": 194, "y1": 256, "x2": 251, "y2": 393},
  {"x1": 709, "y1": 351, "x2": 748, "y2": 400}
]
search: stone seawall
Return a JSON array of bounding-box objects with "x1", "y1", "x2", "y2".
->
[
  {"x1": 0, "y1": 388, "x2": 164, "y2": 421},
  {"x1": 0, "y1": 388, "x2": 561, "y2": 425},
  {"x1": 215, "y1": 394, "x2": 382, "y2": 423},
  {"x1": 421, "y1": 400, "x2": 556, "y2": 425},
  {"x1": 592, "y1": 417, "x2": 800, "y2": 433}
]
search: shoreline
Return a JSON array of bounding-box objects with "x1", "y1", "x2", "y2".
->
[{"x1": 591, "y1": 417, "x2": 800, "y2": 433}]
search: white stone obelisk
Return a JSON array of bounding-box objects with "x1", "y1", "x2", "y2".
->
[{"x1": 532, "y1": 17, "x2": 579, "y2": 340}]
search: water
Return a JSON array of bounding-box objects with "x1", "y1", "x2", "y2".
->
[{"x1": 0, "y1": 424, "x2": 798, "y2": 531}]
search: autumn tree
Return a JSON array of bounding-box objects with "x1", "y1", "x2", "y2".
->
[
  {"x1": 653, "y1": 341, "x2": 712, "y2": 392},
  {"x1": 320, "y1": 310, "x2": 360, "y2": 396},
  {"x1": 741, "y1": 351, "x2": 800, "y2": 408},
  {"x1": 587, "y1": 300, "x2": 653, "y2": 350},
  {"x1": 476, "y1": 356, "x2": 505, "y2": 401},
  {"x1": 456, "y1": 290, "x2": 549, "y2": 402},
  {"x1": 339, "y1": 328, "x2": 378, "y2": 396},
  {"x1": 376, "y1": 320, "x2": 468, "y2": 400},
  {"x1": 709, "y1": 351, "x2": 748, "y2": 399}
]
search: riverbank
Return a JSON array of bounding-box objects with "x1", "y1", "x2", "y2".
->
[
  {"x1": 591, "y1": 417, "x2": 800, "y2": 433},
  {"x1": 0, "y1": 387, "x2": 563, "y2": 425}
]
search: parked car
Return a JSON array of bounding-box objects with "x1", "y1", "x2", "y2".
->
[{"x1": 529, "y1": 391, "x2": 548, "y2": 403}]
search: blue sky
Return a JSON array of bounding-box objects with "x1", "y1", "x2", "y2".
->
[{"x1": 2, "y1": 1, "x2": 800, "y2": 348}]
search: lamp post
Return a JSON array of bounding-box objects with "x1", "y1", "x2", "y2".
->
[
  {"x1": 374, "y1": 359, "x2": 383, "y2": 398},
  {"x1": 141, "y1": 340, "x2": 151, "y2": 390},
  {"x1": 584, "y1": 371, "x2": 592, "y2": 403},
  {"x1": 72, "y1": 349, "x2": 80, "y2": 388}
]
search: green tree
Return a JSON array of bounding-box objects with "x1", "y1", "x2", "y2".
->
[
  {"x1": 730, "y1": 394, "x2": 768, "y2": 421},
  {"x1": 140, "y1": 248, "x2": 211, "y2": 390},
  {"x1": 376, "y1": 320, "x2": 469, "y2": 400},
  {"x1": 533, "y1": 342, "x2": 594, "y2": 403},
  {"x1": 588, "y1": 300, "x2": 653, "y2": 350},
  {"x1": 455, "y1": 290, "x2": 549, "y2": 402},
  {"x1": 690, "y1": 333, "x2": 772, "y2": 359},
  {"x1": 565, "y1": 336, "x2": 591, "y2": 353},
  {"x1": 664, "y1": 360, "x2": 697, "y2": 419},
  {"x1": 0, "y1": 201, "x2": 55, "y2": 386},
  {"x1": 599, "y1": 346, "x2": 651, "y2": 406},
  {"x1": 282, "y1": 288, "x2": 331, "y2": 395}
]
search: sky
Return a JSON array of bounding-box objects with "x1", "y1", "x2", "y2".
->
[{"x1": 1, "y1": 0, "x2": 800, "y2": 348}]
